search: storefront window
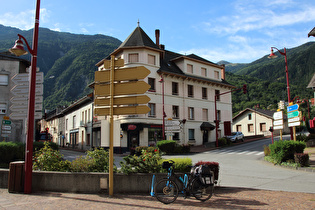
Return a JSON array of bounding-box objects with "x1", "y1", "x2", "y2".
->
[{"x1": 148, "y1": 127, "x2": 162, "y2": 146}]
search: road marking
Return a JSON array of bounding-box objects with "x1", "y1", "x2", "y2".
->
[{"x1": 205, "y1": 149, "x2": 264, "y2": 156}]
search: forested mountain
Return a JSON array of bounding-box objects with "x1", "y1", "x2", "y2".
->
[
  {"x1": 1, "y1": 25, "x2": 314, "y2": 117},
  {"x1": 0, "y1": 24, "x2": 121, "y2": 110},
  {"x1": 225, "y1": 42, "x2": 315, "y2": 116}
]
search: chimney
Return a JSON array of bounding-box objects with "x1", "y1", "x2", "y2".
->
[
  {"x1": 221, "y1": 64, "x2": 225, "y2": 80},
  {"x1": 155, "y1": 29, "x2": 160, "y2": 46}
]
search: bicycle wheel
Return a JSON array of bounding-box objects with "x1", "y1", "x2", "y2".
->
[
  {"x1": 191, "y1": 177, "x2": 214, "y2": 202},
  {"x1": 154, "y1": 178, "x2": 179, "y2": 204}
]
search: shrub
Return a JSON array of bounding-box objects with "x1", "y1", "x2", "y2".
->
[
  {"x1": 296, "y1": 134, "x2": 308, "y2": 142},
  {"x1": 120, "y1": 148, "x2": 162, "y2": 174},
  {"x1": 85, "y1": 147, "x2": 115, "y2": 172},
  {"x1": 264, "y1": 145, "x2": 270, "y2": 156},
  {"x1": 294, "y1": 153, "x2": 309, "y2": 167},
  {"x1": 162, "y1": 158, "x2": 192, "y2": 173},
  {"x1": 157, "y1": 140, "x2": 177, "y2": 154},
  {"x1": 0, "y1": 142, "x2": 25, "y2": 168},
  {"x1": 70, "y1": 156, "x2": 94, "y2": 172},
  {"x1": 33, "y1": 141, "x2": 59, "y2": 151},
  {"x1": 218, "y1": 138, "x2": 226, "y2": 146},
  {"x1": 33, "y1": 142, "x2": 70, "y2": 171},
  {"x1": 269, "y1": 140, "x2": 306, "y2": 164}
]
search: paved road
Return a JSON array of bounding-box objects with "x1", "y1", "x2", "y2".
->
[{"x1": 164, "y1": 136, "x2": 315, "y2": 194}]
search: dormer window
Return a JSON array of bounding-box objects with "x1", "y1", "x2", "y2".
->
[
  {"x1": 201, "y1": 67, "x2": 207, "y2": 77},
  {"x1": 148, "y1": 54, "x2": 156, "y2": 65},
  {"x1": 128, "y1": 53, "x2": 139, "y2": 63},
  {"x1": 214, "y1": 71, "x2": 220, "y2": 79},
  {"x1": 187, "y1": 64, "x2": 193, "y2": 73}
]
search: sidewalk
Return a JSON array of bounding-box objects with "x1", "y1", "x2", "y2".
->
[{"x1": 1, "y1": 187, "x2": 314, "y2": 209}]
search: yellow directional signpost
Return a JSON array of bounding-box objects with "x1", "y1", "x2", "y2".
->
[{"x1": 94, "y1": 55, "x2": 151, "y2": 196}]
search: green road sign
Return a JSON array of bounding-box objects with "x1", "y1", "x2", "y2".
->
[
  {"x1": 288, "y1": 111, "x2": 299, "y2": 118},
  {"x1": 2, "y1": 120, "x2": 11, "y2": 125}
]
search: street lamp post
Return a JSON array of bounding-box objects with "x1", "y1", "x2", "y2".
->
[
  {"x1": 9, "y1": 0, "x2": 41, "y2": 194},
  {"x1": 159, "y1": 75, "x2": 166, "y2": 140},
  {"x1": 268, "y1": 47, "x2": 293, "y2": 140}
]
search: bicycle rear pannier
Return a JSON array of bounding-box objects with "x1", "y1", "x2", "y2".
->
[{"x1": 198, "y1": 165, "x2": 213, "y2": 186}]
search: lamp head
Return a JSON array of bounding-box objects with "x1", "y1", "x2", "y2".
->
[
  {"x1": 9, "y1": 39, "x2": 28, "y2": 56},
  {"x1": 268, "y1": 48, "x2": 277, "y2": 59}
]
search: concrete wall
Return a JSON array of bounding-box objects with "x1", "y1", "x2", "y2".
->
[{"x1": 0, "y1": 169, "x2": 171, "y2": 194}]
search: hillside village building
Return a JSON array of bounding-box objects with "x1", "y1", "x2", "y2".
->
[
  {"x1": 43, "y1": 26, "x2": 235, "y2": 152},
  {"x1": 0, "y1": 52, "x2": 43, "y2": 143}
]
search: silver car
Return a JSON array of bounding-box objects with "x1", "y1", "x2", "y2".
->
[{"x1": 226, "y1": 132, "x2": 244, "y2": 142}]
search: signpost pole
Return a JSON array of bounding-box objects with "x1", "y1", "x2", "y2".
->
[{"x1": 109, "y1": 55, "x2": 115, "y2": 197}]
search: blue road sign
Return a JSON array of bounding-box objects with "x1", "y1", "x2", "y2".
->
[{"x1": 287, "y1": 104, "x2": 299, "y2": 112}]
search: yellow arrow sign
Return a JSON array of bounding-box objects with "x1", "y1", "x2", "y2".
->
[
  {"x1": 95, "y1": 66, "x2": 150, "y2": 83},
  {"x1": 95, "y1": 81, "x2": 150, "y2": 97},
  {"x1": 95, "y1": 95, "x2": 150, "y2": 106},
  {"x1": 95, "y1": 105, "x2": 151, "y2": 115},
  {"x1": 104, "y1": 58, "x2": 124, "y2": 69}
]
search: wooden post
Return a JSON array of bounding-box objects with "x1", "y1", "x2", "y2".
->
[{"x1": 109, "y1": 55, "x2": 115, "y2": 196}]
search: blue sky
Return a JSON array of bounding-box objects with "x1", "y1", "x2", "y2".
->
[{"x1": 1, "y1": 0, "x2": 314, "y2": 63}]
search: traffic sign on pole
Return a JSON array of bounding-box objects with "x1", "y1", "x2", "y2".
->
[
  {"x1": 287, "y1": 104, "x2": 299, "y2": 112},
  {"x1": 95, "y1": 105, "x2": 151, "y2": 116},
  {"x1": 94, "y1": 57, "x2": 151, "y2": 197},
  {"x1": 95, "y1": 66, "x2": 150, "y2": 83},
  {"x1": 288, "y1": 111, "x2": 299, "y2": 118},
  {"x1": 95, "y1": 81, "x2": 151, "y2": 97},
  {"x1": 95, "y1": 95, "x2": 150, "y2": 106}
]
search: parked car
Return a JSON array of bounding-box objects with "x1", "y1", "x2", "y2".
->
[{"x1": 226, "y1": 132, "x2": 244, "y2": 142}]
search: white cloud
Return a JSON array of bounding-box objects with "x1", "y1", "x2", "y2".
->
[
  {"x1": 201, "y1": 1, "x2": 315, "y2": 35},
  {"x1": 0, "y1": 8, "x2": 49, "y2": 30}
]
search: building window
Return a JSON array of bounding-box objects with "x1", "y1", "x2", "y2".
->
[
  {"x1": 260, "y1": 123, "x2": 266, "y2": 132},
  {"x1": 0, "y1": 104, "x2": 7, "y2": 115},
  {"x1": 128, "y1": 53, "x2": 139, "y2": 63},
  {"x1": 214, "y1": 71, "x2": 219, "y2": 79},
  {"x1": 187, "y1": 64, "x2": 193, "y2": 73},
  {"x1": 173, "y1": 106, "x2": 179, "y2": 119},
  {"x1": 201, "y1": 67, "x2": 207, "y2": 77},
  {"x1": 202, "y1": 109, "x2": 208, "y2": 121},
  {"x1": 73, "y1": 115, "x2": 76, "y2": 129},
  {"x1": 236, "y1": 125, "x2": 242, "y2": 132},
  {"x1": 248, "y1": 114, "x2": 252, "y2": 120},
  {"x1": 148, "y1": 78, "x2": 155, "y2": 91},
  {"x1": 202, "y1": 87, "x2": 207, "y2": 100},
  {"x1": 248, "y1": 124, "x2": 254, "y2": 132},
  {"x1": 148, "y1": 103, "x2": 156, "y2": 117},
  {"x1": 173, "y1": 133, "x2": 179, "y2": 140},
  {"x1": 88, "y1": 108, "x2": 91, "y2": 123},
  {"x1": 188, "y1": 107, "x2": 194, "y2": 120},
  {"x1": 0, "y1": 75, "x2": 8, "y2": 85},
  {"x1": 217, "y1": 110, "x2": 221, "y2": 121},
  {"x1": 188, "y1": 85, "x2": 194, "y2": 98},
  {"x1": 215, "y1": 90, "x2": 220, "y2": 101},
  {"x1": 66, "y1": 118, "x2": 68, "y2": 131},
  {"x1": 86, "y1": 133, "x2": 90, "y2": 146},
  {"x1": 172, "y1": 82, "x2": 178, "y2": 95},
  {"x1": 148, "y1": 54, "x2": 156, "y2": 65},
  {"x1": 189, "y1": 129, "x2": 195, "y2": 140}
]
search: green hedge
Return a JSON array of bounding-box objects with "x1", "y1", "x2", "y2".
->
[
  {"x1": 0, "y1": 141, "x2": 59, "y2": 168},
  {"x1": 269, "y1": 140, "x2": 306, "y2": 164},
  {"x1": 0, "y1": 142, "x2": 25, "y2": 167},
  {"x1": 156, "y1": 140, "x2": 190, "y2": 154}
]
